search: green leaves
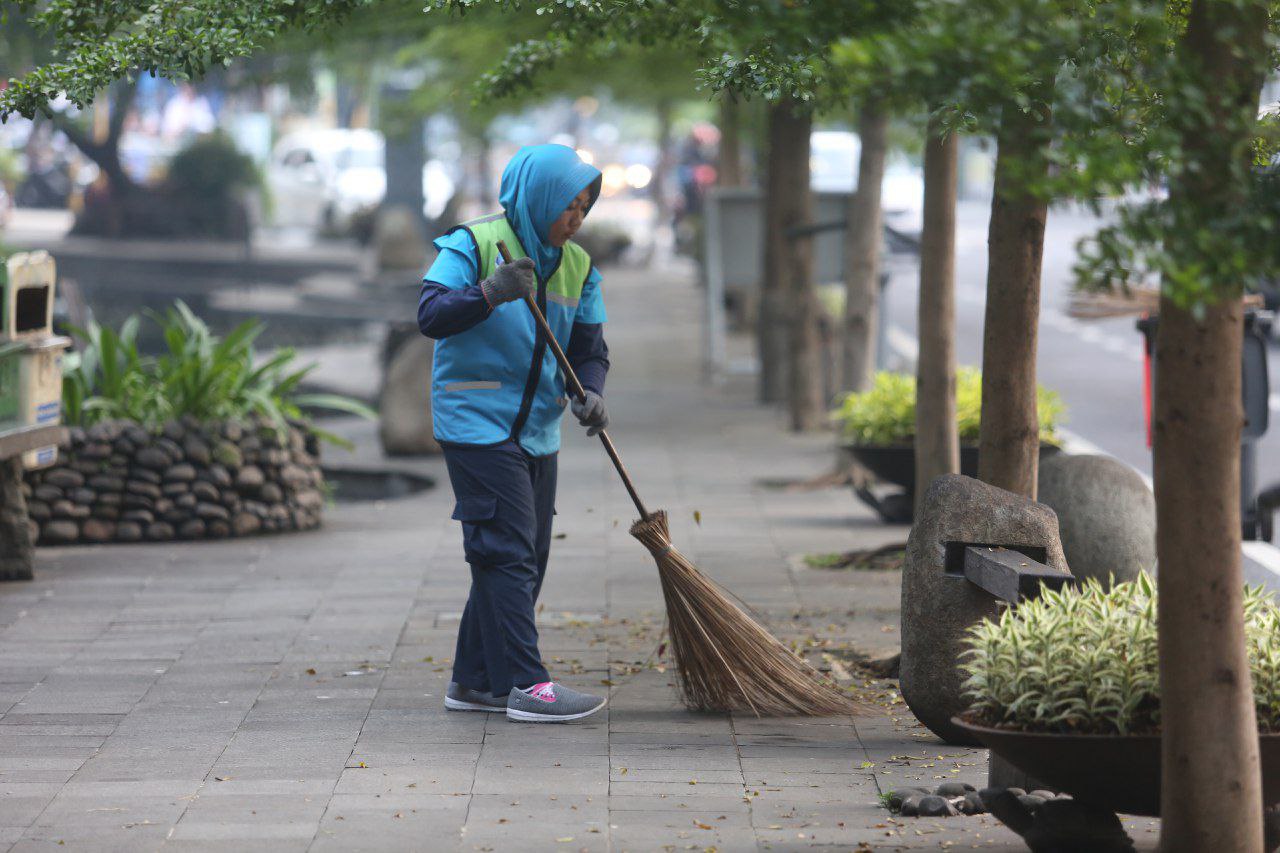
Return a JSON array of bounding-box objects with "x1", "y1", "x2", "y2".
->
[
  {"x1": 961, "y1": 575, "x2": 1280, "y2": 734},
  {"x1": 831, "y1": 368, "x2": 1065, "y2": 446},
  {"x1": 60, "y1": 300, "x2": 371, "y2": 444},
  {"x1": 0, "y1": 0, "x2": 376, "y2": 120}
]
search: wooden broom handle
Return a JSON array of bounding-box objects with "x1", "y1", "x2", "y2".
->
[{"x1": 496, "y1": 240, "x2": 650, "y2": 520}]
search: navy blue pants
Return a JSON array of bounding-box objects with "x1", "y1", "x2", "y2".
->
[{"x1": 444, "y1": 440, "x2": 556, "y2": 697}]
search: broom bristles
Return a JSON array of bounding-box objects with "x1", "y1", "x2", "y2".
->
[{"x1": 630, "y1": 510, "x2": 858, "y2": 716}]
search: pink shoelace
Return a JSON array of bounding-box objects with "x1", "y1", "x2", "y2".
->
[{"x1": 528, "y1": 682, "x2": 557, "y2": 703}]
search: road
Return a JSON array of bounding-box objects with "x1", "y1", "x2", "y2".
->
[{"x1": 882, "y1": 198, "x2": 1280, "y2": 490}]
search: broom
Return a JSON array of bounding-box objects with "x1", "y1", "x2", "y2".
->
[{"x1": 497, "y1": 241, "x2": 854, "y2": 716}]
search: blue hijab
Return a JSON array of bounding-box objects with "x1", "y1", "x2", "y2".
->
[{"x1": 499, "y1": 144, "x2": 602, "y2": 279}]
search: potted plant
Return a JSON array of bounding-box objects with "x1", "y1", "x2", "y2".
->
[
  {"x1": 833, "y1": 368, "x2": 1064, "y2": 520},
  {"x1": 952, "y1": 575, "x2": 1280, "y2": 816}
]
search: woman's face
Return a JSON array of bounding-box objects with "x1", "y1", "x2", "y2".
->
[{"x1": 549, "y1": 187, "x2": 592, "y2": 247}]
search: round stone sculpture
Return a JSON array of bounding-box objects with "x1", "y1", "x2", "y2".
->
[
  {"x1": 1036, "y1": 453, "x2": 1156, "y2": 584},
  {"x1": 23, "y1": 417, "x2": 325, "y2": 545}
]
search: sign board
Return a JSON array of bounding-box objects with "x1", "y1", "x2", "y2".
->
[{"x1": 4, "y1": 251, "x2": 57, "y2": 342}]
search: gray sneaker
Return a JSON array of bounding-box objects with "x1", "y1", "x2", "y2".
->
[
  {"x1": 444, "y1": 682, "x2": 506, "y2": 713},
  {"x1": 506, "y1": 681, "x2": 607, "y2": 723}
]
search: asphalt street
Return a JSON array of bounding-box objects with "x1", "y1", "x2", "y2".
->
[{"x1": 882, "y1": 198, "x2": 1280, "y2": 491}]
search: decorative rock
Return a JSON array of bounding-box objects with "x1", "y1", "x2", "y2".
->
[
  {"x1": 222, "y1": 421, "x2": 243, "y2": 442},
  {"x1": 97, "y1": 492, "x2": 123, "y2": 507},
  {"x1": 935, "y1": 782, "x2": 976, "y2": 797},
  {"x1": 192, "y1": 481, "x2": 220, "y2": 502},
  {"x1": 115, "y1": 522, "x2": 143, "y2": 542},
  {"x1": 236, "y1": 465, "x2": 265, "y2": 490},
  {"x1": 50, "y1": 499, "x2": 77, "y2": 518},
  {"x1": 154, "y1": 498, "x2": 173, "y2": 515},
  {"x1": 264, "y1": 448, "x2": 289, "y2": 466},
  {"x1": 1018, "y1": 794, "x2": 1047, "y2": 810},
  {"x1": 81, "y1": 519, "x2": 116, "y2": 542},
  {"x1": 1029, "y1": 790, "x2": 1057, "y2": 800},
  {"x1": 125, "y1": 480, "x2": 161, "y2": 500},
  {"x1": 1036, "y1": 453, "x2": 1155, "y2": 584},
  {"x1": 162, "y1": 482, "x2": 191, "y2": 496},
  {"x1": 183, "y1": 436, "x2": 211, "y2": 466},
  {"x1": 195, "y1": 502, "x2": 230, "y2": 521},
  {"x1": 131, "y1": 468, "x2": 162, "y2": 486},
  {"x1": 958, "y1": 791, "x2": 986, "y2": 815},
  {"x1": 92, "y1": 504, "x2": 120, "y2": 521},
  {"x1": 134, "y1": 447, "x2": 170, "y2": 470},
  {"x1": 42, "y1": 520, "x2": 79, "y2": 543},
  {"x1": 155, "y1": 437, "x2": 183, "y2": 461},
  {"x1": 174, "y1": 493, "x2": 197, "y2": 509},
  {"x1": 212, "y1": 441, "x2": 242, "y2": 469},
  {"x1": 88, "y1": 475, "x2": 125, "y2": 492},
  {"x1": 379, "y1": 333, "x2": 440, "y2": 456},
  {"x1": 71, "y1": 488, "x2": 95, "y2": 505},
  {"x1": 0, "y1": 459, "x2": 34, "y2": 580},
  {"x1": 207, "y1": 519, "x2": 231, "y2": 538},
  {"x1": 203, "y1": 465, "x2": 232, "y2": 488},
  {"x1": 44, "y1": 468, "x2": 85, "y2": 489},
  {"x1": 164, "y1": 464, "x2": 196, "y2": 483},
  {"x1": 295, "y1": 489, "x2": 324, "y2": 511},
  {"x1": 231, "y1": 512, "x2": 261, "y2": 537},
  {"x1": 72, "y1": 460, "x2": 103, "y2": 476},
  {"x1": 27, "y1": 501, "x2": 50, "y2": 520},
  {"x1": 900, "y1": 475, "x2": 1070, "y2": 745},
  {"x1": 898, "y1": 795, "x2": 922, "y2": 817},
  {"x1": 122, "y1": 510, "x2": 155, "y2": 525},
  {"x1": 145, "y1": 522, "x2": 175, "y2": 541},
  {"x1": 33, "y1": 484, "x2": 63, "y2": 503},
  {"x1": 79, "y1": 442, "x2": 112, "y2": 460},
  {"x1": 123, "y1": 424, "x2": 150, "y2": 446},
  {"x1": 260, "y1": 482, "x2": 283, "y2": 503},
  {"x1": 179, "y1": 519, "x2": 206, "y2": 539},
  {"x1": 122, "y1": 491, "x2": 154, "y2": 512},
  {"x1": 162, "y1": 420, "x2": 186, "y2": 441},
  {"x1": 984, "y1": 791, "x2": 1135, "y2": 852},
  {"x1": 917, "y1": 795, "x2": 958, "y2": 818}
]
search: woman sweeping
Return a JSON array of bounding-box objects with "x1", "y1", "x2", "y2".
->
[{"x1": 417, "y1": 144, "x2": 610, "y2": 723}]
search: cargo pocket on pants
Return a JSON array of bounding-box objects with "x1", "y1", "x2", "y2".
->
[{"x1": 452, "y1": 495, "x2": 498, "y2": 565}]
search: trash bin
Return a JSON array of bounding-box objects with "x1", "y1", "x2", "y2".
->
[{"x1": 1136, "y1": 309, "x2": 1272, "y2": 539}]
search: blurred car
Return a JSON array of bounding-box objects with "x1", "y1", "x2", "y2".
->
[
  {"x1": 267, "y1": 128, "x2": 385, "y2": 233},
  {"x1": 265, "y1": 128, "x2": 456, "y2": 236},
  {"x1": 809, "y1": 130, "x2": 924, "y2": 237},
  {"x1": 0, "y1": 183, "x2": 11, "y2": 230}
]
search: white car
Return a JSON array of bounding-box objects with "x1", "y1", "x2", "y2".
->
[
  {"x1": 265, "y1": 128, "x2": 456, "y2": 235},
  {"x1": 810, "y1": 130, "x2": 924, "y2": 237}
]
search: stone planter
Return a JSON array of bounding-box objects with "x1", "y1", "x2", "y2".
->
[
  {"x1": 952, "y1": 715, "x2": 1280, "y2": 816},
  {"x1": 22, "y1": 417, "x2": 326, "y2": 545}
]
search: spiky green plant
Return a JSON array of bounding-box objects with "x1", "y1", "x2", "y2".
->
[
  {"x1": 62, "y1": 301, "x2": 374, "y2": 445},
  {"x1": 961, "y1": 575, "x2": 1280, "y2": 735},
  {"x1": 832, "y1": 368, "x2": 1065, "y2": 447}
]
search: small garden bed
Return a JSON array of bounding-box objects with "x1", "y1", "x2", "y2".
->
[{"x1": 23, "y1": 301, "x2": 371, "y2": 545}]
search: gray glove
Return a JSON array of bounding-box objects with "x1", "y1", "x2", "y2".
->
[
  {"x1": 571, "y1": 391, "x2": 608, "y2": 436},
  {"x1": 481, "y1": 256, "x2": 535, "y2": 306}
]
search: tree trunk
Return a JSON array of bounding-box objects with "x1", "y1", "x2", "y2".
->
[
  {"x1": 1157, "y1": 1, "x2": 1268, "y2": 847},
  {"x1": 779, "y1": 107, "x2": 822, "y2": 430},
  {"x1": 841, "y1": 98, "x2": 888, "y2": 395},
  {"x1": 758, "y1": 99, "x2": 793, "y2": 404},
  {"x1": 651, "y1": 98, "x2": 675, "y2": 231},
  {"x1": 0, "y1": 458, "x2": 34, "y2": 581},
  {"x1": 976, "y1": 96, "x2": 1051, "y2": 499},
  {"x1": 717, "y1": 94, "x2": 744, "y2": 188},
  {"x1": 914, "y1": 117, "x2": 960, "y2": 510}
]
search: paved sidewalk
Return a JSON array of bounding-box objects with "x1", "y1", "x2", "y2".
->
[{"x1": 0, "y1": 264, "x2": 1158, "y2": 851}]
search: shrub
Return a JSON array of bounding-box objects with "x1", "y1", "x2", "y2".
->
[
  {"x1": 62, "y1": 301, "x2": 373, "y2": 445},
  {"x1": 832, "y1": 368, "x2": 1065, "y2": 446},
  {"x1": 960, "y1": 574, "x2": 1280, "y2": 735},
  {"x1": 164, "y1": 133, "x2": 262, "y2": 238}
]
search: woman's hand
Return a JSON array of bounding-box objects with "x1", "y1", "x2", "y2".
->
[
  {"x1": 572, "y1": 391, "x2": 609, "y2": 436},
  {"x1": 480, "y1": 256, "x2": 536, "y2": 307}
]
